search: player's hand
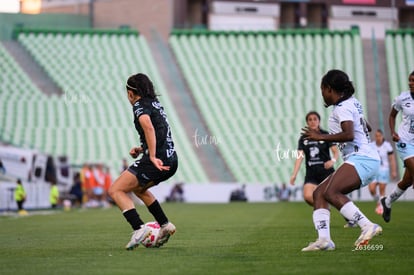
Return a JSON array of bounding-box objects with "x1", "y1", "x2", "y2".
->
[
  {"x1": 301, "y1": 127, "x2": 321, "y2": 141},
  {"x1": 391, "y1": 132, "x2": 400, "y2": 142},
  {"x1": 150, "y1": 156, "x2": 170, "y2": 171},
  {"x1": 324, "y1": 160, "x2": 334, "y2": 169},
  {"x1": 129, "y1": 147, "x2": 143, "y2": 158},
  {"x1": 289, "y1": 175, "x2": 295, "y2": 185}
]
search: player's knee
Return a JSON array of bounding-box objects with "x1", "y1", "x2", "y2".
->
[
  {"x1": 312, "y1": 187, "x2": 323, "y2": 202},
  {"x1": 108, "y1": 185, "x2": 117, "y2": 199},
  {"x1": 303, "y1": 193, "x2": 313, "y2": 205},
  {"x1": 322, "y1": 189, "x2": 337, "y2": 204}
]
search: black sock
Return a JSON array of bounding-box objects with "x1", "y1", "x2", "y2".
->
[
  {"x1": 123, "y1": 209, "x2": 144, "y2": 230},
  {"x1": 147, "y1": 200, "x2": 168, "y2": 226}
]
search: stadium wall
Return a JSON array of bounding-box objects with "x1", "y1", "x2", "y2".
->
[
  {"x1": 0, "y1": 12, "x2": 90, "y2": 41},
  {"x1": 40, "y1": 0, "x2": 173, "y2": 41}
]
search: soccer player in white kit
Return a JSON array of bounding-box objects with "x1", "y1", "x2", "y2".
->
[
  {"x1": 381, "y1": 70, "x2": 414, "y2": 223},
  {"x1": 368, "y1": 129, "x2": 397, "y2": 215},
  {"x1": 301, "y1": 69, "x2": 382, "y2": 251}
]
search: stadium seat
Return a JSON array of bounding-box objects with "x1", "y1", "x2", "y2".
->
[
  {"x1": 170, "y1": 29, "x2": 367, "y2": 183},
  {"x1": 0, "y1": 31, "x2": 209, "y2": 183}
]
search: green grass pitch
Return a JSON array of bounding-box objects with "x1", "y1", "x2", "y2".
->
[{"x1": 0, "y1": 201, "x2": 413, "y2": 275}]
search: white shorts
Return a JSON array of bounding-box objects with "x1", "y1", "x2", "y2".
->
[
  {"x1": 345, "y1": 155, "x2": 380, "y2": 187},
  {"x1": 396, "y1": 141, "x2": 414, "y2": 161}
]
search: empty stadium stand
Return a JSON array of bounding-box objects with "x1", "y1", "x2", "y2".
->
[
  {"x1": 170, "y1": 28, "x2": 367, "y2": 183},
  {"x1": 385, "y1": 29, "x2": 414, "y2": 103},
  {"x1": 1, "y1": 28, "x2": 208, "y2": 183},
  {"x1": 1, "y1": 27, "x2": 372, "y2": 184}
]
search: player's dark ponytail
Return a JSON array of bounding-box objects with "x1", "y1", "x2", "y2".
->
[
  {"x1": 321, "y1": 69, "x2": 355, "y2": 102},
  {"x1": 126, "y1": 73, "x2": 158, "y2": 99}
]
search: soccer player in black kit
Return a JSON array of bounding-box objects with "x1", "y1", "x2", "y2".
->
[
  {"x1": 109, "y1": 73, "x2": 178, "y2": 250},
  {"x1": 290, "y1": 111, "x2": 339, "y2": 206}
]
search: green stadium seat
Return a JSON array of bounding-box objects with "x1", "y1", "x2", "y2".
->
[
  {"x1": 170, "y1": 30, "x2": 367, "y2": 183},
  {"x1": 0, "y1": 31, "x2": 209, "y2": 183}
]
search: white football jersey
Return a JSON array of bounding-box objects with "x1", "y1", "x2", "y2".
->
[
  {"x1": 328, "y1": 96, "x2": 379, "y2": 161},
  {"x1": 370, "y1": 140, "x2": 393, "y2": 170},
  {"x1": 392, "y1": 91, "x2": 414, "y2": 144}
]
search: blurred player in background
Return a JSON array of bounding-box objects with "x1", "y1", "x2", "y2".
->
[
  {"x1": 290, "y1": 111, "x2": 338, "y2": 206},
  {"x1": 381, "y1": 70, "x2": 414, "y2": 223},
  {"x1": 368, "y1": 129, "x2": 397, "y2": 215},
  {"x1": 14, "y1": 179, "x2": 27, "y2": 215},
  {"x1": 301, "y1": 69, "x2": 381, "y2": 251},
  {"x1": 109, "y1": 73, "x2": 178, "y2": 250},
  {"x1": 49, "y1": 181, "x2": 59, "y2": 209}
]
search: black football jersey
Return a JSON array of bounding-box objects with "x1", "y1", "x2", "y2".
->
[
  {"x1": 132, "y1": 98, "x2": 175, "y2": 159},
  {"x1": 297, "y1": 129, "x2": 333, "y2": 169}
]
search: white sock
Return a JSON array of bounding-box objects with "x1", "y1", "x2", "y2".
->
[
  {"x1": 385, "y1": 186, "x2": 405, "y2": 207},
  {"x1": 340, "y1": 201, "x2": 372, "y2": 228},
  {"x1": 313, "y1": 208, "x2": 331, "y2": 241}
]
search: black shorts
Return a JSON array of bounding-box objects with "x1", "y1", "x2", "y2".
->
[
  {"x1": 304, "y1": 167, "x2": 334, "y2": 185},
  {"x1": 127, "y1": 152, "x2": 178, "y2": 188}
]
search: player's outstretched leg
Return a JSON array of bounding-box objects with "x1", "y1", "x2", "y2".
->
[{"x1": 155, "y1": 222, "x2": 176, "y2": 247}]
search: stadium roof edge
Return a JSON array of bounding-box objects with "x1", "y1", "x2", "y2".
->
[
  {"x1": 170, "y1": 27, "x2": 360, "y2": 37},
  {"x1": 13, "y1": 27, "x2": 139, "y2": 38}
]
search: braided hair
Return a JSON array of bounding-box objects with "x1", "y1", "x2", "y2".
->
[{"x1": 126, "y1": 73, "x2": 158, "y2": 99}]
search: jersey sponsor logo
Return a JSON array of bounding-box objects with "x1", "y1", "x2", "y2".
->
[
  {"x1": 134, "y1": 107, "x2": 144, "y2": 117},
  {"x1": 303, "y1": 140, "x2": 324, "y2": 146}
]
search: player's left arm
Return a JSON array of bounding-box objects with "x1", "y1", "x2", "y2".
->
[{"x1": 139, "y1": 114, "x2": 170, "y2": 171}]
